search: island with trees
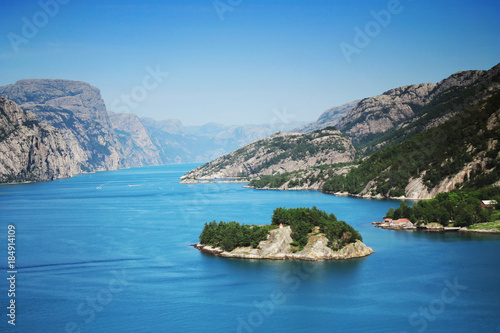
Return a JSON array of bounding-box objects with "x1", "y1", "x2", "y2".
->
[{"x1": 194, "y1": 207, "x2": 374, "y2": 260}]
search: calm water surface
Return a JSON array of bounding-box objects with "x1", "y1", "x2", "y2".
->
[{"x1": 0, "y1": 164, "x2": 499, "y2": 332}]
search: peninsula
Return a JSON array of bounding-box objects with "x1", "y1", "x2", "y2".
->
[{"x1": 194, "y1": 207, "x2": 374, "y2": 261}]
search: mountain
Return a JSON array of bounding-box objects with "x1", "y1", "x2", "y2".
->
[
  {"x1": 336, "y1": 65, "x2": 499, "y2": 153},
  {"x1": 0, "y1": 79, "x2": 306, "y2": 183},
  {"x1": 181, "y1": 128, "x2": 355, "y2": 181},
  {"x1": 182, "y1": 63, "x2": 500, "y2": 199},
  {"x1": 107, "y1": 111, "x2": 163, "y2": 166},
  {"x1": 0, "y1": 79, "x2": 128, "y2": 172},
  {"x1": 323, "y1": 89, "x2": 500, "y2": 199},
  {"x1": 292, "y1": 100, "x2": 360, "y2": 134},
  {"x1": 0, "y1": 96, "x2": 79, "y2": 182},
  {"x1": 141, "y1": 118, "x2": 307, "y2": 164}
]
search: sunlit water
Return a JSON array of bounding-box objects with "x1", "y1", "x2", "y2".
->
[{"x1": 1, "y1": 164, "x2": 499, "y2": 332}]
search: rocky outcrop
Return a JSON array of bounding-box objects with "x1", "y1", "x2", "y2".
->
[
  {"x1": 0, "y1": 97, "x2": 79, "y2": 182},
  {"x1": 293, "y1": 100, "x2": 360, "y2": 134},
  {"x1": 194, "y1": 226, "x2": 373, "y2": 261},
  {"x1": 181, "y1": 128, "x2": 355, "y2": 181}
]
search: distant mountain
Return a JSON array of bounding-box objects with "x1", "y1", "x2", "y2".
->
[
  {"x1": 292, "y1": 100, "x2": 360, "y2": 134},
  {"x1": 0, "y1": 96, "x2": 78, "y2": 182},
  {"x1": 181, "y1": 128, "x2": 355, "y2": 181},
  {"x1": 141, "y1": 118, "x2": 307, "y2": 164},
  {"x1": 108, "y1": 111, "x2": 163, "y2": 166}
]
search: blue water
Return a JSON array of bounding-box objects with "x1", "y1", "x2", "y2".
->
[{"x1": 1, "y1": 164, "x2": 499, "y2": 333}]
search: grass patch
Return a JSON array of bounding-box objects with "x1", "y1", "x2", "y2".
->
[{"x1": 467, "y1": 221, "x2": 500, "y2": 231}]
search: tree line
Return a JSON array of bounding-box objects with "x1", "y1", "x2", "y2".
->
[
  {"x1": 271, "y1": 206, "x2": 362, "y2": 250},
  {"x1": 385, "y1": 186, "x2": 500, "y2": 227}
]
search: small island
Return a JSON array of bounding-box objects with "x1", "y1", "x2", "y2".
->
[{"x1": 194, "y1": 207, "x2": 374, "y2": 261}]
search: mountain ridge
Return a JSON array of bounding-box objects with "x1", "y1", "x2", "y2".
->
[{"x1": 181, "y1": 63, "x2": 500, "y2": 199}]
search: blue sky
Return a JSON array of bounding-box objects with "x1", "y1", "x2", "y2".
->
[{"x1": 0, "y1": 0, "x2": 499, "y2": 126}]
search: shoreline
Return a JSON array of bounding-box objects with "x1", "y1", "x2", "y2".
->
[
  {"x1": 193, "y1": 241, "x2": 374, "y2": 261},
  {"x1": 179, "y1": 178, "x2": 422, "y2": 200}
]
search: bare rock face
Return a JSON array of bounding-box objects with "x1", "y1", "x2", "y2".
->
[
  {"x1": 0, "y1": 97, "x2": 79, "y2": 182},
  {"x1": 336, "y1": 65, "x2": 500, "y2": 144},
  {"x1": 181, "y1": 129, "x2": 355, "y2": 181},
  {"x1": 0, "y1": 79, "x2": 125, "y2": 172},
  {"x1": 336, "y1": 83, "x2": 436, "y2": 142},
  {"x1": 195, "y1": 226, "x2": 374, "y2": 261}
]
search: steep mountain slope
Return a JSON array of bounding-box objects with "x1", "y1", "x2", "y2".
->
[
  {"x1": 0, "y1": 79, "x2": 126, "y2": 172},
  {"x1": 181, "y1": 128, "x2": 355, "y2": 181},
  {"x1": 323, "y1": 90, "x2": 500, "y2": 198},
  {"x1": 292, "y1": 100, "x2": 360, "y2": 134},
  {"x1": 337, "y1": 64, "x2": 499, "y2": 151},
  {"x1": 0, "y1": 97, "x2": 79, "y2": 182}
]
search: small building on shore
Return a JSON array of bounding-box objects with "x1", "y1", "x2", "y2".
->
[
  {"x1": 389, "y1": 218, "x2": 414, "y2": 228},
  {"x1": 481, "y1": 200, "x2": 498, "y2": 208}
]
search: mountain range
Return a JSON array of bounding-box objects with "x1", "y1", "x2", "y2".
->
[
  {"x1": 2, "y1": 63, "x2": 499, "y2": 197},
  {"x1": 0, "y1": 79, "x2": 302, "y2": 183},
  {"x1": 183, "y1": 63, "x2": 500, "y2": 199}
]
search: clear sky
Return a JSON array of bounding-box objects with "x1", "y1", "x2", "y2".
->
[{"x1": 1, "y1": 0, "x2": 499, "y2": 126}]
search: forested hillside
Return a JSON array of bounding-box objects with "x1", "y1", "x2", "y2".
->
[{"x1": 322, "y1": 91, "x2": 500, "y2": 198}]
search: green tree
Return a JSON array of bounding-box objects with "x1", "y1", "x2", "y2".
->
[{"x1": 386, "y1": 207, "x2": 395, "y2": 219}]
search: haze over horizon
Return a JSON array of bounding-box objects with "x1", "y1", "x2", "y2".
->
[{"x1": 1, "y1": 0, "x2": 499, "y2": 126}]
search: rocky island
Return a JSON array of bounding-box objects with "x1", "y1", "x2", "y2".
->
[{"x1": 194, "y1": 207, "x2": 374, "y2": 261}]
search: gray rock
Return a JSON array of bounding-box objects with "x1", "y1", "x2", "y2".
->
[{"x1": 0, "y1": 96, "x2": 79, "y2": 182}]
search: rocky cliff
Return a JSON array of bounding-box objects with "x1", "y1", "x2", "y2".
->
[
  {"x1": 0, "y1": 79, "x2": 126, "y2": 173},
  {"x1": 181, "y1": 128, "x2": 355, "y2": 181},
  {"x1": 195, "y1": 226, "x2": 374, "y2": 261},
  {"x1": 0, "y1": 97, "x2": 79, "y2": 182},
  {"x1": 0, "y1": 79, "x2": 309, "y2": 183}
]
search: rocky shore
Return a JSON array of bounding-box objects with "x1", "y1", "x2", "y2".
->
[{"x1": 194, "y1": 226, "x2": 374, "y2": 261}]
